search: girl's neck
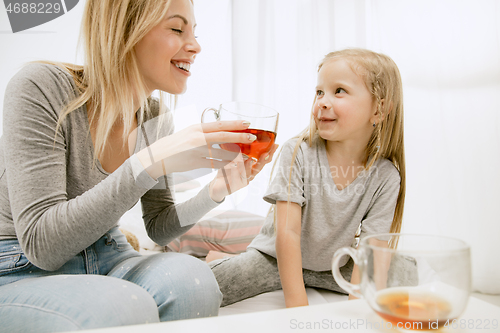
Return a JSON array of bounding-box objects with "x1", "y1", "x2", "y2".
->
[{"x1": 325, "y1": 139, "x2": 367, "y2": 166}]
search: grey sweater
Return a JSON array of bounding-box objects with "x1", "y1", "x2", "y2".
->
[
  {"x1": 0, "y1": 63, "x2": 219, "y2": 271},
  {"x1": 249, "y1": 137, "x2": 400, "y2": 271}
]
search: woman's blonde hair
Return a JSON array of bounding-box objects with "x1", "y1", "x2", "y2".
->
[
  {"x1": 273, "y1": 48, "x2": 405, "y2": 248},
  {"x1": 43, "y1": 0, "x2": 175, "y2": 160}
]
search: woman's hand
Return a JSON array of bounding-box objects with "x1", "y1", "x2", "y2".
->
[
  {"x1": 208, "y1": 144, "x2": 279, "y2": 202},
  {"x1": 134, "y1": 120, "x2": 259, "y2": 179}
]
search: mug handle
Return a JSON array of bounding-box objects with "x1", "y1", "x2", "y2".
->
[
  {"x1": 332, "y1": 247, "x2": 363, "y2": 299},
  {"x1": 201, "y1": 107, "x2": 220, "y2": 123}
]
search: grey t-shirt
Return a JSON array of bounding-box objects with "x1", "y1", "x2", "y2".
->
[
  {"x1": 248, "y1": 137, "x2": 400, "y2": 271},
  {"x1": 0, "y1": 63, "x2": 220, "y2": 271}
]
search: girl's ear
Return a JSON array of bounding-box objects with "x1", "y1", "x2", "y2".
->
[
  {"x1": 370, "y1": 99, "x2": 385, "y2": 125},
  {"x1": 371, "y1": 99, "x2": 393, "y2": 125}
]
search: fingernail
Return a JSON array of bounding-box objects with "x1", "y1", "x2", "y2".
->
[
  {"x1": 248, "y1": 134, "x2": 257, "y2": 141},
  {"x1": 265, "y1": 155, "x2": 270, "y2": 161},
  {"x1": 242, "y1": 120, "x2": 251, "y2": 127}
]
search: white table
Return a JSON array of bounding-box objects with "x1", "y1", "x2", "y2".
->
[{"x1": 84, "y1": 297, "x2": 500, "y2": 333}]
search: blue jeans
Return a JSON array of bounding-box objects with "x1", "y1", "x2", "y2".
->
[{"x1": 0, "y1": 227, "x2": 222, "y2": 332}]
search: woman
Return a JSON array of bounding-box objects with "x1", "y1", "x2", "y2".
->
[{"x1": 0, "y1": 0, "x2": 276, "y2": 331}]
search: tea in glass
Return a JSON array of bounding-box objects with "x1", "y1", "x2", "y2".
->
[
  {"x1": 375, "y1": 288, "x2": 453, "y2": 330},
  {"x1": 202, "y1": 102, "x2": 279, "y2": 161},
  {"x1": 332, "y1": 234, "x2": 471, "y2": 331}
]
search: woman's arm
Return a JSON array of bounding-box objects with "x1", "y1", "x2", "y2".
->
[
  {"x1": 3, "y1": 64, "x2": 263, "y2": 270},
  {"x1": 141, "y1": 144, "x2": 278, "y2": 245},
  {"x1": 136, "y1": 112, "x2": 278, "y2": 245},
  {"x1": 275, "y1": 200, "x2": 308, "y2": 307},
  {"x1": 2, "y1": 64, "x2": 155, "y2": 271},
  {"x1": 141, "y1": 181, "x2": 219, "y2": 245}
]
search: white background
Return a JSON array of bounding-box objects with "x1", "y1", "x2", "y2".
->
[{"x1": 1, "y1": 1, "x2": 499, "y2": 293}]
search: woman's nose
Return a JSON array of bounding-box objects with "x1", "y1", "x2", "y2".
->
[{"x1": 186, "y1": 34, "x2": 201, "y2": 55}]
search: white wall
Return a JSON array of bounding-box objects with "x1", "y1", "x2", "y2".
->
[{"x1": 0, "y1": 2, "x2": 84, "y2": 130}]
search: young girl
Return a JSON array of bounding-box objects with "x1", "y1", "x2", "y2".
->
[
  {"x1": 0, "y1": 0, "x2": 276, "y2": 330},
  {"x1": 209, "y1": 48, "x2": 405, "y2": 308}
]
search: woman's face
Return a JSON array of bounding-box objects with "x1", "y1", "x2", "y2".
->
[{"x1": 135, "y1": 0, "x2": 201, "y2": 95}]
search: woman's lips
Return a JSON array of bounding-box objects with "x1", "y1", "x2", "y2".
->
[{"x1": 171, "y1": 61, "x2": 191, "y2": 76}]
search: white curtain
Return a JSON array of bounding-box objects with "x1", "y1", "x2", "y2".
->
[{"x1": 225, "y1": 0, "x2": 500, "y2": 294}]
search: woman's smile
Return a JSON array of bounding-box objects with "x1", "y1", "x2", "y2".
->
[
  {"x1": 172, "y1": 60, "x2": 192, "y2": 76},
  {"x1": 135, "y1": 0, "x2": 200, "y2": 95}
]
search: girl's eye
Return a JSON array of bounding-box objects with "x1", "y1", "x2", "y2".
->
[
  {"x1": 336, "y1": 88, "x2": 346, "y2": 94},
  {"x1": 316, "y1": 90, "x2": 324, "y2": 97},
  {"x1": 171, "y1": 28, "x2": 183, "y2": 34}
]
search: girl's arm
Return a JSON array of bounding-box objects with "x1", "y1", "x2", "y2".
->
[
  {"x1": 275, "y1": 200, "x2": 308, "y2": 307},
  {"x1": 348, "y1": 239, "x2": 389, "y2": 300},
  {"x1": 348, "y1": 264, "x2": 361, "y2": 300}
]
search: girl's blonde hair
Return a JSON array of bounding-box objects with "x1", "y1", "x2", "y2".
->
[
  {"x1": 273, "y1": 48, "x2": 405, "y2": 248},
  {"x1": 42, "y1": 0, "x2": 175, "y2": 160}
]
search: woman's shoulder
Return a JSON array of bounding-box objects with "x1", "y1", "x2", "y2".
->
[
  {"x1": 11, "y1": 62, "x2": 73, "y2": 84},
  {"x1": 6, "y1": 62, "x2": 79, "y2": 100}
]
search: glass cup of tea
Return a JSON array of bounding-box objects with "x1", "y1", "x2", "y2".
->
[
  {"x1": 201, "y1": 102, "x2": 279, "y2": 162},
  {"x1": 332, "y1": 233, "x2": 471, "y2": 331}
]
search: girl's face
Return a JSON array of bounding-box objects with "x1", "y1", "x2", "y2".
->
[
  {"x1": 313, "y1": 58, "x2": 378, "y2": 144},
  {"x1": 135, "y1": 0, "x2": 201, "y2": 95}
]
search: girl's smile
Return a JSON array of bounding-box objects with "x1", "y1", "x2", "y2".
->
[{"x1": 317, "y1": 114, "x2": 337, "y2": 125}]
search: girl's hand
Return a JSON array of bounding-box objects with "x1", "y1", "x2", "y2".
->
[
  {"x1": 275, "y1": 201, "x2": 308, "y2": 308},
  {"x1": 208, "y1": 144, "x2": 279, "y2": 202},
  {"x1": 134, "y1": 120, "x2": 258, "y2": 179}
]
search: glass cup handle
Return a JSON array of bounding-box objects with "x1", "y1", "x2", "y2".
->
[
  {"x1": 332, "y1": 247, "x2": 363, "y2": 299},
  {"x1": 201, "y1": 107, "x2": 220, "y2": 123}
]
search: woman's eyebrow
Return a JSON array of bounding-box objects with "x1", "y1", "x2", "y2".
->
[{"x1": 167, "y1": 14, "x2": 197, "y2": 28}]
